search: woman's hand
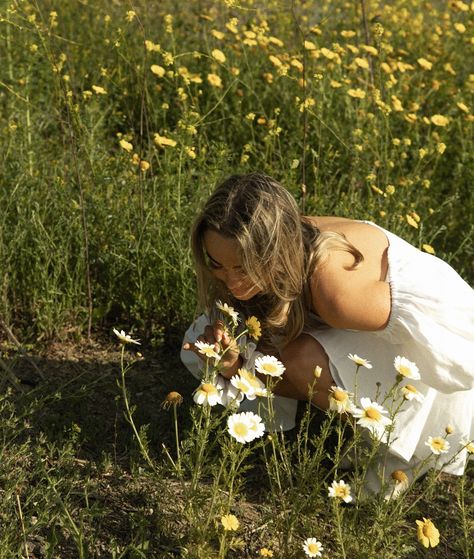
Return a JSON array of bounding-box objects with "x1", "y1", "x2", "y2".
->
[{"x1": 182, "y1": 320, "x2": 242, "y2": 379}]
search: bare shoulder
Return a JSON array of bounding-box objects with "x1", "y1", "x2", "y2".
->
[{"x1": 306, "y1": 216, "x2": 391, "y2": 330}]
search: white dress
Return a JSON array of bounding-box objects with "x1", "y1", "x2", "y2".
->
[{"x1": 181, "y1": 222, "x2": 474, "y2": 484}]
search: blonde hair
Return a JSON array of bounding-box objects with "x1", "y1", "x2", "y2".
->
[{"x1": 191, "y1": 172, "x2": 362, "y2": 348}]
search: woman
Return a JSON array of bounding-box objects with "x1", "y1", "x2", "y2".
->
[{"x1": 181, "y1": 172, "x2": 473, "y2": 492}]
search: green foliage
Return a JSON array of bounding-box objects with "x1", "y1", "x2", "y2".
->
[{"x1": 0, "y1": 0, "x2": 472, "y2": 341}]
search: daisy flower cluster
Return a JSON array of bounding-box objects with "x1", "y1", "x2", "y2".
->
[{"x1": 192, "y1": 301, "x2": 286, "y2": 444}]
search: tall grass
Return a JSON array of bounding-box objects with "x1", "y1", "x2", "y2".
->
[{"x1": 0, "y1": 0, "x2": 472, "y2": 341}]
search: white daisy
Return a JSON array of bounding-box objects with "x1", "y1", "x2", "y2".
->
[
  {"x1": 384, "y1": 469, "x2": 410, "y2": 501},
  {"x1": 460, "y1": 439, "x2": 474, "y2": 454},
  {"x1": 230, "y1": 374, "x2": 256, "y2": 400},
  {"x1": 227, "y1": 411, "x2": 265, "y2": 443},
  {"x1": 347, "y1": 353, "x2": 372, "y2": 369},
  {"x1": 216, "y1": 300, "x2": 239, "y2": 326},
  {"x1": 328, "y1": 386, "x2": 356, "y2": 414},
  {"x1": 352, "y1": 397, "x2": 392, "y2": 440},
  {"x1": 394, "y1": 355, "x2": 420, "y2": 380},
  {"x1": 230, "y1": 368, "x2": 266, "y2": 400},
  {"x1": 302, "y1": 538, "x2": 324, "y2": 557},
  {"x1": 193, "y1": 381, "x2": 222, "y2": 406},
  {"x1": 194, "y1": 340, "x2": 221, "y2": 363},
  {"x1": 400, "y1": 383, "x2": 424, "y2": 403},
  {"x1": 216, "y1": 375, "x2": 244, "y2": 408},
  {"x1": 113, "y1": 328, "x2": 141, "y2": 345},
  {"x1": 255, "y1": 355, "x2": 286, "y2": 377},
  {"x1": 425, "y1": 436, "x2": 450, "y2": 455},
  {"x1": 328, "y1": 479, "x2": 353, "y2": 503}
]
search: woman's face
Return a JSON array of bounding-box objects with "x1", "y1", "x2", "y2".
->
[{"x1": 203, "y1": 229, "x2": 261, "y2": 301}]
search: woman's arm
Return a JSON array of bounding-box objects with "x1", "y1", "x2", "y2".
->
[{"x1": 311, "y1": 249, "x2": 391, "y2": 331}]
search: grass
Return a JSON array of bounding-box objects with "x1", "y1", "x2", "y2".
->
[{"x1": 0, "y1": 0, "x2": 473, "y2": 557}]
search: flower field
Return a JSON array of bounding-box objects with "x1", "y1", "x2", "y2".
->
[{"x1": 0, "y1": 0, "x2": 472, "y2": 557}]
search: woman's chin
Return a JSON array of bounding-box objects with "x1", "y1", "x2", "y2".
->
[{"x1": 229, "y1": 287, "x2": 260, "y2": 301}]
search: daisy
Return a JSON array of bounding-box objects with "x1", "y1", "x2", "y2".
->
[
  {"x1": 230, "y1": 368, "x2": 266, "y2": 400},
  {"x1": 352, "y1": 398, "x2": 392, "y2": 440},
  {"x1": 425, "y1": 436, "x2": 450, "y2": 455},
  {"x1": 460, "y1": 439, "x2": 474, "y2": 454},
  {"x1": 255, "y1": 355, "x2": 285, "y2": 377},
  {"x1": 193, "y1": 382, "x2": 222, "y2": 407},
  {"x1": 227, "y1": 411, "x2": 265, "y2": 443},
  {"x1": 216, "y1": 300, "x2": 239, "y2": 326},
  {"x1": 400, "y1": 384, "x2": 424, "y2": 403},
  {"x1": 302, "y1": 538, "x2": 324, "y2": 557},
  {"x1": 221, "y1": 514, "x2": 239, "y2": 531},
  {"x1": 245, "y1": 316, "x2": 262, "y2": 341},
  {"x1": 194, "y1": 340, "x2": 221, "y2": 363},
  {"x1": 328, "y1": 479, "x2": 353, "y2": 503},
  {"x1": 328, "y1": 386, "x2": 355, "y2": 414},
  {"x1": 347, "y1": 353, "x2": 372, "y2": 369},
  {"x1": 416, "y1": 518, "x2": 440, "y2": 548},
  {"x1": 113, "y1": 328, "x2": 141, "y2": 346},
  {"x1": 394, "y1": 356, "x2": 420, "y2": 380},
  {"x1": 384, "y1": 469, "x2": 410, "y2": 501},
  {"x1": 216, "y1": 375, "x2": 244, "y2": 408},
  {"x1": 230, "y1": 373, "x2": 256, "y2": 400}
]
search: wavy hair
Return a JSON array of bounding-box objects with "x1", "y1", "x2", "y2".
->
[{"x1": 191, "y1": 172, "x2": 363, "y2": 347}]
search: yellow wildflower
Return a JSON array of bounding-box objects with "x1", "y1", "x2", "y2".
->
[
  {"x1": 416, "y1": 518, "x2": 440, "y2": 548},
  {"x1": 154, "y1": 133, "x2": 177, "y2": 148},
  {"x1": 320, "y1": 47, "x2": 336, "y2": 59},
  {"x1": 431, "y1": 114, "x2": 449, "y2": 127},
  {"x1": 92, "y1": 85, "x2": 107, "y2": 95},
  {"x1": 211, "y1": 49, "x2": 226, "y2": 64},
  {"x1": 330, "y1": 79, "x2": 342, "y2": 88},
  {"x1": 380, "y1": 62, "x2": 392, "y2": 74},
  {"x1": 259, "y1": 549, "x2": 274, "y2": 557},
  {"x1": 362, "y1": 45, "x2": 378, "y2": 56},
  {"x1": 125, "y1": 10, "x2": 136, "y2": 22},
  {"x1": 221, "y1": 514, "x2": 239, "y2": 531},
  {"x1": 437, "y1": 142, "x2": 446, "y2": 154},
  {"x1": 211, "y1": 30, "x2": 225, "y2": 40},
  {"x1": 417, "y1": 57, "x2": 433, "y2": 70},
  {"x1": 119, "y1": 139, "x2": 133, "y2": 152},
  {"x1": 354, "y1": 57, "x2": 370, "y2": 69},
  {"x1": 145, "y1": 40, "x2": 161, "y2": 52},
  {"x1": 226, "y1": 18, "x2": 239, "y2": 34},
  {"x1": 150, "y1": 65, "x2": 166, "y2": 77},
  {"x1": 207, "y1": 73, "x2": 222, "y2": 88},
  {"x1": 347, "y1": 88, "x2": 366, "y2": 99},
  {"x1": 185, "y1": 147, "x2": 196, "y2": 159},
  {"x1": 139, "y1": 160, "x2": 150, "y2": 172},
  {"x1": 341, "y1": 30, "x2": 356, "y2": 38},
  {"x1": 454, "y1": 22, "x2": 466, "y2": 33},
  {"x1": 245, "y1": 316, "x2": 262, "y2": 341},
  {"x1": 457, "y1": 102, "x2": 470, "y2": 113},
  {"x1": 304, "y1": 40, "x2": 317, "y2": 50},
  {"x1": 391, "y1": 96, "x2": 404, "y2": 111},
  {"x1": 269, "y1": 36, "x2": 284, "y2": 47},
  {"x1": 406, "y1": 214, "x2": 418, "y2": 229},
  {"x1": 269, "y1": 55, "x2": 282, "y2": 68}
]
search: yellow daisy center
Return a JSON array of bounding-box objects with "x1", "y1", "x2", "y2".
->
[
  {"x1": 201, "y1": 383, "x2": 217, "y2": 394},
  {"x1": 307, "y1": 543, "x2": 319, "y2": 553},
  {"x1": 263, "y1": 363, "x2": 278, "y2": 374},
  {"x1": 365, "y1": 407, "x2": 382, "y2": 421},
  {"x1": 431, "y1": 438, "x2": 444, "y2": 451},
  {"x1": 234, "y1": 423, "x2": 249, "y2": 437},
  {"x1": 405, "y1": 384, "x2": 417, "y2": 393},
  {"x1": 398, "y1": 365, "x2": 411, "y2": 376},
  {"x1": 333, "y1": 389, "x2": 348, "y2": 402},
  {"x1": 335, "y1": 486, "x2": 349, "y2": 499}
]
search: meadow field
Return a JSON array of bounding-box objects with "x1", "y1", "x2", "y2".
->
[{"x1": 0, "y1": 0, "x2": 473, "y2": 557}]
